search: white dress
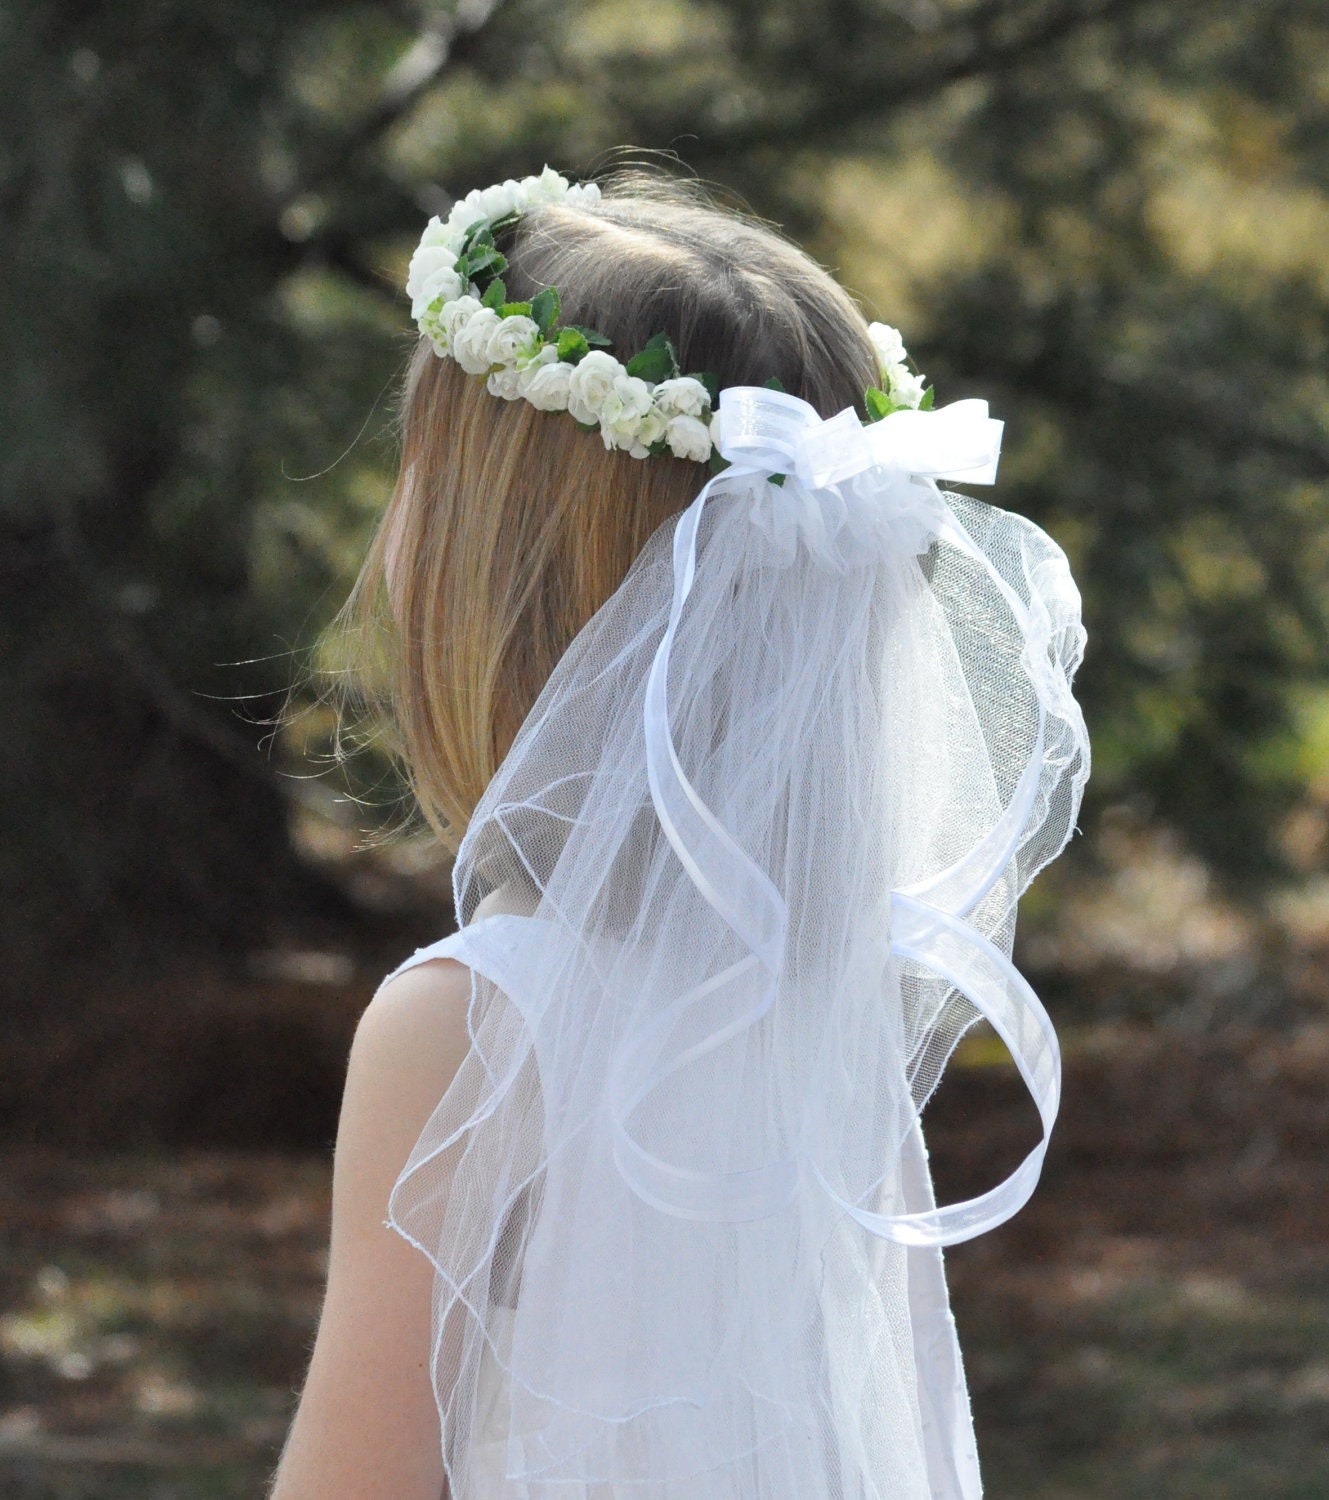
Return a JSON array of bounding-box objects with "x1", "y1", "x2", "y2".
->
[
  {"x1": 382, "y1": 434, "x2": 1087, "y2": 1500},
  {"x1": 384, "y1": 903, "x2": 985, "y2": 1500}
]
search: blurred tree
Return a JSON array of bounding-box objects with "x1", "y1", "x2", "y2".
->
[
  {"x1": 2, "y1": 0, "x2": 1326, "y2": 1009},
  {"x1": 1, "y1": 0, "x2": 416, "y2": 995}
]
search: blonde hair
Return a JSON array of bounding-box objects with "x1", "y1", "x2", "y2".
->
[{"x1": 343, "y1": 174, "x2": 880, "y2": 849}]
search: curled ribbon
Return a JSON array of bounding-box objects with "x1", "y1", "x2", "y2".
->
[{"x1": 611, "y1": 385, "x2": 1059, "y2": 1247}]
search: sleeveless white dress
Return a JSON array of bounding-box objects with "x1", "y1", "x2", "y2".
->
[
  {"x1": 382, "y1": 895, "x2": 985, "y2": 1500},
  {"x1": 379, "y1": 421, "x2": 1087, "y2": 1500}
]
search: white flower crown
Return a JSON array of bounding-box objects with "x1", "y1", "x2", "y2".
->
[{"x1": 406, "y1": 167, "x2": 932, "y2": 463}]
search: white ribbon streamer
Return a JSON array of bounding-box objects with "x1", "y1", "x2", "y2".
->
[{"x1": 614, "y1": 385, "x2": 1058, "y2": 1247}]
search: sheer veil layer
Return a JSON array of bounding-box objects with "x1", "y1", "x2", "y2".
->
[{"x1": 384, "y1": 388, "x2": 1089, "y2": 1500}]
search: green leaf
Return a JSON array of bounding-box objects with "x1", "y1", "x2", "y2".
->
[
  {"x1": 481, "y1": 278, "x2": 507, "y2": 311},
  {"x1": 499, "y1": 301, "x2": 533, "y2": 318},
  {"x1": 574, "y1": 420, "x2": 600, "y2": 433},
  {"x1": 556, "y1": 327, "x2": 590, "y2": 363},
  {"x1": 462, "y1": 221, "x2": 513, "y2": 264},
  {"x1": 530, "y1": 287, "x2": 560, "y2": 334},
  {"x1": 466, "y1": 245, "x2": 507, "y2": 278},
  {"x1": 625, "y1": 331, "x2": 680, "y2": 384},
  {"x1": 919, "y1": 384, "x2": 935, "y2": 410},
  {"x1": 763, "y1": 375, "x2": 786, "y2": 393},
  {"x1": 864, "y1": 385, "x2": 893, "y2": 422},
  {"x1": 565, "y1": 324, "x2": 613, "y2": 348},
  {"x1": 648, "y1": 438, "x2": 670, "y2": 457},
  {"x1": 462, "y1": 220, "x2": 492, "y2": 249},
  {"x1": 768, "y1": 472, "x2": 787, "y2": 486},
  {"x1": 689, "y1": 370, "x2": 720, "y2": 405}
]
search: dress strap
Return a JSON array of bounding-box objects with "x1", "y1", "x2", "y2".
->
[
  {"x1": 376, "y1": 931, "x2": 469, "y2": 990},
  {"x1": 377, "y1": 914, "x2": 561, "y2": 997}
]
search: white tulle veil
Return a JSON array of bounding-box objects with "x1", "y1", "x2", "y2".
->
[{"x1": 385, "y1": 386, "x2": 1089, "y2": 1500}]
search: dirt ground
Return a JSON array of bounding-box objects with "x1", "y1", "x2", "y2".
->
[{"x1": 1, "y1": 1020, "x2": 1326, "y2": 1499}]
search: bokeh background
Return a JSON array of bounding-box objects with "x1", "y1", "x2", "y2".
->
[{"x1": 3, "y1": 0, "x2": 1328, "y2": 1495}]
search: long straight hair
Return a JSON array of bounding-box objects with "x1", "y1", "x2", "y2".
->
[{"x1": 339, "y1": 173, "x2": 880, "y2": 848}]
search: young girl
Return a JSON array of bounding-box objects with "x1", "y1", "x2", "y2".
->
[{"x1": 271, "y1": 169, "x2": 1088, "y2": 1500}]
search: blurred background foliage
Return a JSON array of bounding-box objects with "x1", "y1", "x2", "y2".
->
[
  {"x1": 3, "y1": 0, "x2": 1329, "y2": 1045},
  {"x1": 4, "y1": 4, "x2": 1329, "y2": 1495}
]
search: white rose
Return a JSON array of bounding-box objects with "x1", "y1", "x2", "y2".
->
[
  {"x1": 517, "y1": 340, "x2": 557, "y2": 372},
  {"x1": 419, "y1": 216, "x2": 465, "y2": 258},
  {"x1": 487, "y1": 366, "x2": 523, "y2": 400},
  {"x1": 406, "y1": 243, "x2": 462, "y2": 318},
  {"x1": 517, "y1": 342, "x2": 557, "y2": 373},
  {"x1": 519, "y1": 355, "x2": 574, "y2": 412},
  {"x1": 627, "y1": 406, "x2": 669, "y2": 459},
  {"x1": 665, "y1": 413, "x2": 713, "y2": 463},
  {"x1": 417, "y1": 215, "x2": 466, "y2": 254},
  {"x1": 420, "y1": 292, "x2": 470, "y2": 354},
  {"x1": 567, "y1": 350, "x2": 624, "y2": 425},
  {"x1": 432, "y1": 295, "x2": 482, "y2": 354},
  {"x1": 422, "y1": 265, "x2": 463, "y2": 317},
  {"x1": 652, "y1": 376, "x2": 711, "y2": 418},
  {"x1": 484, "y1": 314, "x2": 542, "y2": 369},
  {"x1": 868, "y1": 321, "x2": 907, "y2": 371},
  {"x1": 479, "y1": 180, "x2": 521, "y2": 220},
  {"x1": 598, "y1": 373, "x2": 654, "y2": 452},
  {"x1": 528, "y1": 166, "x2": 570, "y2": 203},
  {"x1": 417, "y1": 311, "x2": 448, "y2": 357},
  {"x1": 405, "y1": 239, "x2": 449, "y2": 287},
  {"x1": 447, "y1": 191, "x2": 488, "y2": 241},
  {"x1": 887, "y1": 363, "x2": 926, "y2": 409},
  {"x1": 451, "y1": 307, "x2": 504, "y2": 374},
  {"x1": 515, "y1": 342, "x2": 557, "y2": 375}
]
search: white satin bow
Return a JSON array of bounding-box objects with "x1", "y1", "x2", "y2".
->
[
  {"x1": 706, "y1": 386, "x2": 1004, "y2": 572},
  {"x1": 714, "y1": 385, "x2": 1003, "y2": 490}
]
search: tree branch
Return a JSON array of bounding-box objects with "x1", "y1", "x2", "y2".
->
[
  {"x1": 289, "y1": 2, "x2": 502, "y2": 209},
  {"x1": 634, "y1": 0, "x2": 1165, "y2": 157}
]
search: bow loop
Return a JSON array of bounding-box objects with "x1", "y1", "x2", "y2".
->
[
  {"x1": 789, "y1": 409, "x2": 874, "y2": 490},
  {"x1": 869, "y1": 399, "x2": 1004, "y2": 486},
  {"x1": 714, "y1": 386, "x2": 1004, "y2": 491},
  {"x1": 712, "y1": 386, "x2": 824, "y2": 476}
]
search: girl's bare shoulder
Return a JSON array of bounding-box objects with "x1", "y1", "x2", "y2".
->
[{"x1": 349, "y1": 956, "x2": 474, "y2": 1106}]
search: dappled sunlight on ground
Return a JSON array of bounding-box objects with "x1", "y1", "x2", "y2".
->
[
  {"x1": 939, "y1": 1023, "x2": 1329, "y2": 1499},
  {"x1": 2, "y1": 1020, "x2": 1327, "y2": 1498},
  {"x1": 0, "y1": 1156, "x2": 328, "y2": 1496}
]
